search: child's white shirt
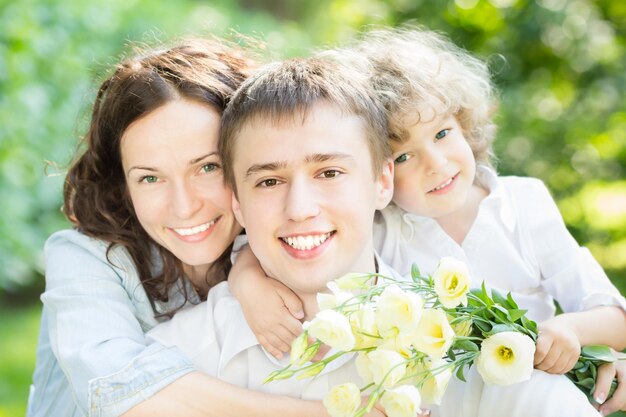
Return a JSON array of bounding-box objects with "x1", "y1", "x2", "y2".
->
[{"x1": 375, "y1": 166, "x2": 626, "y2": 323}]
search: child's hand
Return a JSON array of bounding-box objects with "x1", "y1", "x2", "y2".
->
[
  {"x1": 594, "y1": 352, "x2": 626, "y2": 415},
  {"x1": 229, "y1": 245, "x2": 304, "y2": 359},
  {"x1": 534, "y1": 315, "x2": 581, "y2": 374}
]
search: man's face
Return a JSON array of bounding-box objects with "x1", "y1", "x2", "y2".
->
[{"x1": 231, "y1": 102, "x2": 393, "y2": 298}]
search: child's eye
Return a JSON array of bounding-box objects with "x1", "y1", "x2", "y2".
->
[
  {"x1": 394, "y1": 153, "x2": 410, "y2": 164},
  {"x1": 318, "y1": 169, "x2": 341, "y2": 179},
  {"x1": 258, "y1": 178, "x2": 279, "y2": 188},
  {"x1": 435, "y1": 129, "x2": 450, "y2": 140},
  {"x1": 140, "y1": 175, "x2": 158, "y2": 184},
  {"x1": 201, "y1": 163, "x2": 219, "y2": 173}
]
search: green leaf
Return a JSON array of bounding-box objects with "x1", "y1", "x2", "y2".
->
[
  {"x1": 455, "y1": 364, "x2": 467, "y2": 382},
  {"x1": 506, "y1": 293, "x2": 519, "y2": 309},
  {"x1": 581, "y1": 345, "x2": 615, "y2": 362},
  {"x1": 488, "y1": 324, "x2": 517, "y2": 335},
  {"x1": 491, "y1": 289, "x2": 511, "y2": 309},
  {"x1": 507, "y1": 309, "x2": 528, "y2": 322},
  {"x1": 411, "y1": 263, "x2": 421, "y2": 280},
  {"x1": 453, "y1": 339, "x2": 479, "y2": 352}
]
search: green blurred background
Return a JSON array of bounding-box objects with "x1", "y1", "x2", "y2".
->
[{"x1": 1, "y1": 0, "x2": 625, "y2": 415}]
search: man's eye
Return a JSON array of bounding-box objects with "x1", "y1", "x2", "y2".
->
[
  {"x1": 435, "y1": 129, "x2": 450, "y2": 140},
  {"x1": 259, "y1": 178, "x2": 278, "y2": 187},
  {"x1": 140, "y1": 175, "x2": 158, "y2": 184},
  {"x1": 394, "y1": 153, "x2": 409, "y2": 164},
  {"x1": 321, "y1": 170, "x2": 340, "y2": 178}
]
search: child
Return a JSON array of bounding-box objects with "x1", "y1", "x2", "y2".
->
[{"x1": 231, "y1": 28, "x2": 626, "y2": 416}]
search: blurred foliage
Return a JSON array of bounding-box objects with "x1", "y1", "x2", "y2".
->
[
  {"x1": 1, "y1": 1, "x2": 625, "y2": 416},
  {"x1": 1, "y1": 1, "x2": 625, "y2": 296}
]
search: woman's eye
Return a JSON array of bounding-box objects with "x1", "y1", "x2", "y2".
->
[
  {"x1": 140, "y1": 175, "x2": 158, "y2": 184},
  {"x1": 435, "y1": 129, "x2": 450, "y2": 140},
  {"x1": 394, "y1": 153, "x2": 409, "y2": 164},
  {"x1": 201, "y1": 163, "x2": 218, "y2": 173}
]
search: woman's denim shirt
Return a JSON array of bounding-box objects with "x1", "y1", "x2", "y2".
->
[{"x1": 27, "y1": 229, "x2": 196, "y2": 417}]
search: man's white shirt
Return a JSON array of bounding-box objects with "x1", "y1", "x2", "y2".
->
[{"x1": 147, "y1": 254, "x2": 401, "y2": 399}]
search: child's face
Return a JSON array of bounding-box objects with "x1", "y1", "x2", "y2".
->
[
  {"x1": 391, "y1": 110, "x2": 476, "y2": 219},
  {"x1": 231, "y1": 102, "x2": 393, "y2": 296}
]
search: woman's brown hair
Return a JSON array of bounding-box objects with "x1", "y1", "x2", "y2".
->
[{"x1": 63, "y1": 37, "x2": 253, "y2": 312}]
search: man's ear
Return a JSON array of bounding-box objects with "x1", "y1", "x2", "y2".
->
[
  {"x1": 232, "y1": 194, "x2": 245, "y2": 228},
  {"x1": 375, "y1": 159, "x2": 394, "y2": 210}
]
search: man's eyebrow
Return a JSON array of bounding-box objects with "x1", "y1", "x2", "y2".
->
[
  {"x1": 245, "y1": 161, "x2": 288, "y2": 180},
  {"x1": 304, "y1": 152, "x2": 354, "y2": 164},
  {"x1": 244, "y1": 152, "x2": 356, "y2": 180}
]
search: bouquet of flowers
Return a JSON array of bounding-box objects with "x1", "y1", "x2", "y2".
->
[{"x1": 264, "y1": 257, "x2": 618, "y2": 417}]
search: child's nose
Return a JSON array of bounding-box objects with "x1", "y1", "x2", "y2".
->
[{"x1": 423, "y1": 149, "x2": 448, "y2": 176}]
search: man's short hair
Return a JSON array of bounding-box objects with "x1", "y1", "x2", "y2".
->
[{"x1": 219, "y1": 54, "x2": 391, "y2": 195}]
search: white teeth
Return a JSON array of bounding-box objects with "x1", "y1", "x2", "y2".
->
[
  {"x1": 431, "y1": 177, "x2": 453, "y2": 192},
  {"x1": 283, "y1": 232, "x2": 332, "y2": 251},
  {"x1": 174, "y1": 220, "x2": 215, "y2": 236}
]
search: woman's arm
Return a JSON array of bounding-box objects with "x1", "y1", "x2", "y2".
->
[
  {"x1": 42, "y1": 231, "x2": 340, "y2": 417},
  {"x1": 122, "y1": 372, "x2": 329, "y2": 417}
]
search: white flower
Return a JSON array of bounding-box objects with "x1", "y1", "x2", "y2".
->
[
  {"x1": 355, "y1": 352, "x2": 375, "y2": 384},
  {"x1": 412, "y1": 308, "x2": 455, "y2": 360},
  {"x1": 349, "y1": 303, "x2": 380, "y2": 349},
  {"x1": 376, "y1": 284, "x2": 423, "y2": 336},
  {"x1": 476, "y1": 331, "x2": 536, "y2": 386},
  {"x1": 304, "y1": 310, "x2": 355, "y2": 351},
  {"x1": 433, "y1": 257, "x2": 471, "y2": 308},
  {"x1": 364, "y1": 349, "x2": 407, "y2": 387},
  {"x1": 317, "y1": 281, "x2": 353, "y2": 311},
  {"x1": 380, "y1": 385, "x2": 422, "y2": 417},
  {"x1": 323, "y1": 383, "x2": 362, "y2": 417},
  {"x1": 414, "y1": 359, "x2": 452, "y2": 405},
  {"x1": 334, "y1": 272, "x2": 373, "y2": 290},
  {"x1": 289, "y1": 332, "x2": 309, "y2": 364}
]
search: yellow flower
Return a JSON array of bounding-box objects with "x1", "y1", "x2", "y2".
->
[
  {"x1": 289, "y1": 332, "x2": 309, "y2": 364},
  {"x1": 317, "y1": 281, "x2": 353, "y2": 311},
  {"x1": 375, "y1": 284, "x2": 423, "y2": 337},
  {"x1": 448, "y1": 315, "x2": 473, "y2": 337},
  {"x1": 304, "y1": 310, "x2": 355, "y2": 351},
  {"x1": 476, "y1": 331, "x2": 535, "y2": 386},
  {"x1": 412, "y1": 309, "x2": 455, "y2": 360},
  {"x1": 323, "y1": 383, "x2": 361, "y2": 417},
  {"x1": 414, "y1": 359, "x2": 452, "y2": 405},
  {"x1": 349, "y1": 304, "x2": 381, "y2": 349},
  {"x1": 433, "y1": 257, "x2": 471, "y2": 308},
  {"x1": 380, "y1": 385, "x2": 422, "y2": 417}
]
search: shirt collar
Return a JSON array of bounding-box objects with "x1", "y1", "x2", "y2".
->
[
  {"x1": 476, "y1": 165, "x2": 517, "y2": 233},
  {"x1": 219, "y1": 252, "x2": 398, "y2": 375}
]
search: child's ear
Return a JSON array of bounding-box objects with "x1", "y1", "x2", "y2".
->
[
  {"x1": 375, "y1": 159, "x2": 394, "y2": 210},
  {"x1": 232, "y1": 194, "x2": 245, "y2": 228}
]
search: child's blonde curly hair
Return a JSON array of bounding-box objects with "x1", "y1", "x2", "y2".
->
[{"x1": 349, "y1": 26, "x2": 498, "y2": 168}]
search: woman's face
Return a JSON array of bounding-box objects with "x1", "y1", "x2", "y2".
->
[{"x1": 121, "y1": 98, "x2": 242, "y2": 279}]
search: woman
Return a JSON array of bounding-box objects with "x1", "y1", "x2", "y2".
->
[{"x1": 26, "y1": 37, "x2": 337, "y2": 417}]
